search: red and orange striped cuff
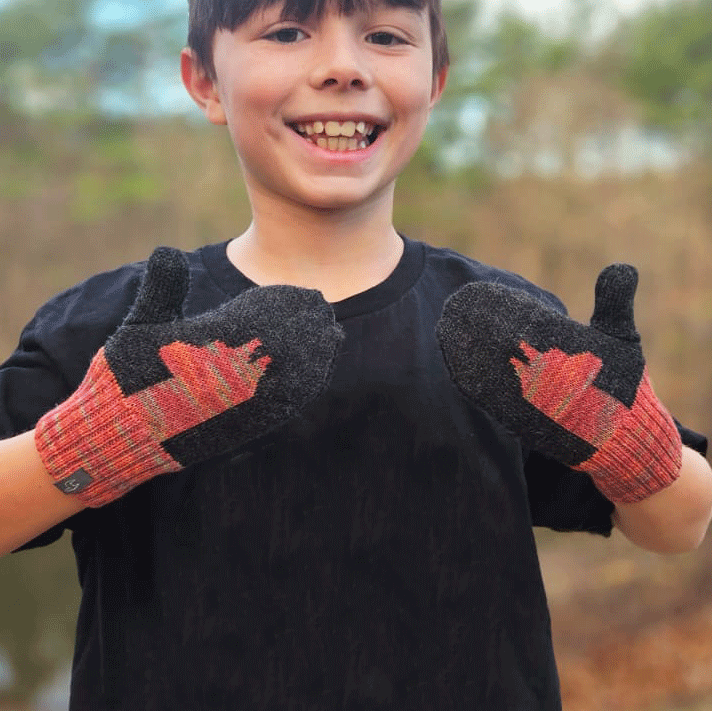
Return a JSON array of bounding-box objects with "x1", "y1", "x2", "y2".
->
[{"x1": 35, "y1": 348, "x2": 182, "y2": 508}]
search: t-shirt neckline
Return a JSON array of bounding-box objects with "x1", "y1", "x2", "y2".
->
[{"x1": 199, "y1": 233, "x2": 425, "y2": 320}]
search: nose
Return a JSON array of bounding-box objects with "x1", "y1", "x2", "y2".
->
[{"x1": 308, "y1": 31, "x2": 373, "y2": 91}]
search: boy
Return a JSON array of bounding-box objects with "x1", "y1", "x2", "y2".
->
[{"x1": 1, "y1": 0, "x2": 711, "y2": 708}]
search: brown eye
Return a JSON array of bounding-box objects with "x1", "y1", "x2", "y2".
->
[
  {"x1": 265, "y1": 27, "x2": 306, "y2": 43},
  {"x1": 367, "y1": 31, "x2": 406, "y2": 46}
]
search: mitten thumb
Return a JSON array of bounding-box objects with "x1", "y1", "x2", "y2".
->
[
  {"x1": 123, "y1": 246, "x2": 189, "y2": 326},
  {"x1": 590, "y1": 263, "x2": 640, "y2": 343}
]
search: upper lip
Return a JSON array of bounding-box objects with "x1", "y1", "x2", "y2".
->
[{"x1": 286, "y1": 113, "x2": 388, "y2": 127}]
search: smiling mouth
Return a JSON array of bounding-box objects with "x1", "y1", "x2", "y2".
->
[{"x1": 289, "y1": 120, "x2": 385, "y2": 151}]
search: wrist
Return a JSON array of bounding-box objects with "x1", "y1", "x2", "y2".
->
[{"x1": 613, "y1": 446, "x2": 712, "y2": 552}]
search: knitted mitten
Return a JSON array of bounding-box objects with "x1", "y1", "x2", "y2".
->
[
  {"x1": 436, "y1": 264, "x2": 682, "y2": 503},
  {"x1": 35, "y1": 246, "x2": 344, "y2": 507}
]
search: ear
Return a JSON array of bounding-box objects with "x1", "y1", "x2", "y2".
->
[
  {"x1": 180, "y1": 48, "x2": 227, "y2": 126},
  {"x1": 429, "y1": 64, "x2": 449, "y2": 108}
]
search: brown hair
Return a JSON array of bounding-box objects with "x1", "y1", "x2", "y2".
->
[{"x1": 187, "y1": 0, "x2": 449, "y2": 81}]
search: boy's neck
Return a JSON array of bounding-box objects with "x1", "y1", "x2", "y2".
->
[{"x1": 226, "y1": 193, "x2": 404, "y2": 303}]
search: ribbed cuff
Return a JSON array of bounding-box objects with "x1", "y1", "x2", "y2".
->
[
  {"x1": 35, "y1": 348, "x2": 182, "y2": 507},
  {"x1": 577, "y1": 368, "x2": 683, "y2": 503}
]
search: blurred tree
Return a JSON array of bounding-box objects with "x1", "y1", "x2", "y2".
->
[
  {"x1": 428, "y1": 0, "x2": 581, "y2": 170},
  {"x1": 0, "y1": 0, "x2": 94, "y2": 114},
  {"x1": 483, "y1": 69, "x2": 640, "y2": 177},
  {"x1": 98, "y1": 31, "x2": 151, "y2": 87},
  {"x1": 0, "y1": 0, "x2": 185, "y2": 119},
  {"x1": 95, "y1": 13, "x2": 185, "y2": 115},
  {"x1": 620, "y1": 0, "x2": 712, "y2": 153},
  {"x1": 425, "y1": 0, "x2": 482, "y2": 170},
  {"x1": 459, "y1": 0, "x2": 710, "y2": 175},
  {"x1": 474, "y1": 10, "x2": 585, "y2": 99},
  {"x1": 470, "y1": 4, "x2": 603, "y2": 176}
]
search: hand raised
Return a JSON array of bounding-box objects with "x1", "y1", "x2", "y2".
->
[
  {"x1": 36, "y1": 247, "x2": 344, "y2": 507},
  {"x1": 436, "y1": 265, "x2": 681, "y2": 503}
]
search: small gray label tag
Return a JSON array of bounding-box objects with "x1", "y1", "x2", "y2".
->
[{"x1": 54, "y1": 469, "x2": 93, "y2": 495}]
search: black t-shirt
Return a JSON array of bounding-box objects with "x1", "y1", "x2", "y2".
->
[{"x1": 3, "y1": 236, "x2": 706, "y2": 710}]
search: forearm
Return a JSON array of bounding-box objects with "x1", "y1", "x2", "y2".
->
[
  {"x1": 0, "y1": 430, "x2": 85, "y2": 556},
  {"x1": 613, "y1": 445, "x2": 712, "y2": 554}
]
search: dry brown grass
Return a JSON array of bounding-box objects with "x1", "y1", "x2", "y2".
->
[{"x1": 537, "y1": 528, "x2": 712, "y2": 711}]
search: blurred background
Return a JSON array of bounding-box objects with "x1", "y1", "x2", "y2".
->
[{"x1": 1, "y1": 0, "x2": 711, "y2": 708}]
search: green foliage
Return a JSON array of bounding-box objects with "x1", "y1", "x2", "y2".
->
[
  {"x1": 474, "y1": 13, "x2": 584, "y2": 98},
  {"x1": 0, "y1": 0, "x2": 91, "y2": 67},
  {"x1": 0, "y1": 0, "x2": 94, "y2": 112},
  {"x1": 0, "y1": 538, "x2": 78, "y2": 706},
  {"x1": 483, "y1": 13, "x2": 543, "y2": 84},
  {"x1": 99, "y1": 31, "x2": 151, "y2": 86},
  {"x1": 80, "y1": 114, "x2": 137, "y2": 143},
  {"x1": 70, "y1": 168, "x2": 166, "y2": 223},
  {"x1": 0, "y1": 0, "x2": 185, "y2": 117},
  {"x1": 0, "y1": 168, "x2": 37, "y2": 200},
  {"x1": 65, "y1": 119, "x2": 167, "y2": 222},
  {"x1": 539, "y1": 39, "x2": 579, "y2": 74},
  {"x1": 448, "y1": 164, "x2": 494, "y2": 194},
  {"x1": 621, "y1": 0, "x2": 712, "y2": 134}
]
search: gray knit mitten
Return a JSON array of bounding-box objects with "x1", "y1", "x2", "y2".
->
[
  {"x1": 436, "y1": 264, "x2": 682, "y2": 503},
  {"x1": 36, "y1": 246, "x2": 344, "y2": 507}
]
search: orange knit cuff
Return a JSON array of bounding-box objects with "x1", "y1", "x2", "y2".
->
[
  {"x1": 35, "y1": 348, "x2": 182, "y2": 508},
  {"x1": 574, "y1": 368, "x2": 683, "y2": 503}
]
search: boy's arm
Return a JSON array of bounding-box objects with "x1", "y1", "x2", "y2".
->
[
  {"x1": 0, "y1": 430, "x2": 85, "y2": 556},
  {"x1": 1, "y1": 247, "x2": 342, "y2": 550},
  {"x1": 613, "y1": 444, "x2": 712, "y2": 553}
]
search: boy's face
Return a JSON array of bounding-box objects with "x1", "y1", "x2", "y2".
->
[{"x1": 182, "y1": 0, "x2": 447, "y2": 212}]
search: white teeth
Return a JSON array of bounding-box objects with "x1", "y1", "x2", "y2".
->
[
  {"x1": 298, "y1": 120, "x2": 376, "y2": 138},
  {"x1": 325, "y1": 121, "x2": 357, "y2": 138},
  {"x1": 293, "y1": 119, "x2": 382, "y2": 151},
  {"x1": 314, "y1": 136, "x2": 369, "y2": 152}
]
